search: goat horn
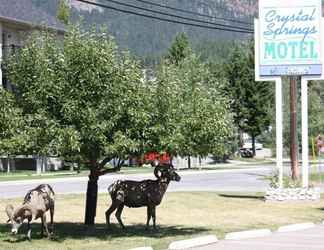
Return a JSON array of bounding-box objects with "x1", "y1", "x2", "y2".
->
[
  {"x1": 154, "y1": 166, "x2": 164, "y2": 179},
  {"x1": 5, "y1": 204, "x2": 14, "y2": 221},
  {"x1": 167, "y1": 164, "x2": 174, "y2": 169}
]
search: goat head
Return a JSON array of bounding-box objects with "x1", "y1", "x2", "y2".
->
[
  {"x1": 154, "y1": 165, "x2": 181, "y2": 182},
  {"x1": 5, "y1": 204, "x2": 23, "y2": 234}
]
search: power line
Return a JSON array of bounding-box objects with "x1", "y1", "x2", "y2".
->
[
  {"x1": 101, "y1": 0, "x2": 253, "y2": 32},
  {"x1": 132, "y1": 0, "x2": 254, "y2": 26},
  {"x1": 74, "y1": 0, "x2": 253, "y2": 34}
]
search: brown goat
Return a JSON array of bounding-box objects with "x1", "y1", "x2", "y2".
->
[
  {"x1": 5, "y1": 184, "x2": 55, "y2": 240},
  {"x1": 105, "y1": 164, "x2": 181, "y2": 229}
]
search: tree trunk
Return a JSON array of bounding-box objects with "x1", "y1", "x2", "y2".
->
[
  {"x1": 36, "y1": 156, "x2": 42, "y2": 175},
  {"x1": 42, "y1": 157, "x2": 46, "y2": 173},
  {"x1": 6, "y1": 156, "x2": 10, "y2": 173},
  {"x1": 252, "y1": 134, "x2": 256, "y2": 157},
  {"x1": 187, "y1": 156, "x2": 191, "y2": 169},
  {"x1": 0, "y1": 159, "x2": 3, "y2": 171},
  {"x1": 84, "y1": 157, "x2": 120, "y2": 225},
  {"x1": 239, "y1": 129, "x2": 244, "y2": 147},
  {"x1": 84, "y1": 168, "x2": 99, "y2": 225}
]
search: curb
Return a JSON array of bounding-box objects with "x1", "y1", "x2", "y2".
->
[
  {"x1": 277, "y1": 222, "x2": 315, "y2": 233},
  {"x1": 166, "y1": 222, "x2": 320, "y2": 249},
  {"x1": 168, "y1": 235, "x2": 218, "y2": 250},
  {"x1": 129, "y1": 247, "x2": 153, "y2": 250},
  {"x1": 225, "y1": 229, "x2": 272, "y2": 240}
]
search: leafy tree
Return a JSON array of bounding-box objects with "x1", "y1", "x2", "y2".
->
[
  {"x1": 0, "y1": 89, "x2": 27, "y2": 170},
  {"x1": 57, "y1": 0, "x2": 70, "y2": 25},
  {"x1": 144, "y1": 60, "x2": 183, "y2": 156},
  {"x1": 223, "y1": 41, "x2": 274, "y2": 156},
  {"x1": 175, "y1": 55, "x2": 234, "y2": 166},
  {"x1": 166, "y1": 33, "x2": 192, "y2": 65},
  {"x1": 149, "y1": 34, "x2": 234, "y2": 166},
  {"x1": 6, "y1": 27, "x2": 148, "y2": 225}
]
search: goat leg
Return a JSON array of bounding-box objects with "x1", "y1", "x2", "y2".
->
[
  {"x1": 151, "y1": 206, "x2": 156, "y2": 230},
  {"x1": 146, "y1": 206, "x2": 152, "y2": 230},
  {"x1": 41, "y1": 216, "x2": 44, "y2": 237},
  {"x1": 105, "y1": 203, "x2": 118, "y2": 227},
  {"x1": 50, "y1": 205, "x2": 54, "y2": 235},
  {"x1": 115, "y1": 204, "x2": 125, "y2": 229},
  {"x1": 27, "y1": 221, "x2": 32, "y2": 241},
  {"x1": 42, "y1": 214, "x2": 50, "y2": 238}
]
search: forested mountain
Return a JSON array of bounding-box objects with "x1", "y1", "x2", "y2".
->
[{"x1": 32, "y1": 0, "x2": 256, "y2": 62}]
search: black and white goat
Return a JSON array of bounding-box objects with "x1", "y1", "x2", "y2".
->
[
  {"x1": 106, "y1": 164, "x2": 181, "y2": 229},
  {"x1": 5, "y1": 184, "x2": 55, "y2": 240}
]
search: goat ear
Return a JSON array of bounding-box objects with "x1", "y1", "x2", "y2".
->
[
  {"x1": 152, "y1": 160, "x2": 159, "y2": 167},
  {"x1": 5, "y1": 204, "x2": 14, "y2": 220}
]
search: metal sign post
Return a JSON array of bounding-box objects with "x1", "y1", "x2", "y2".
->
[{"x1": 301, "y1": 77, "x2": 309, "y2": 187}]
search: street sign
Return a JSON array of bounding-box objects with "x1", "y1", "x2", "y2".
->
[{"x1": 258, "y1": 0, "x2": 322, "y2": 76}]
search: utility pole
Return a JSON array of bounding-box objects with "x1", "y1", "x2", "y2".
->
[{"x1": 290, "y1": 76, "x2": 299, "y2": 180}]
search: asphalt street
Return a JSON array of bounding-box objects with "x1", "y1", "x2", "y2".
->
[{"x1": 0, "y1": 165, "x2": 273, "y2": 199}]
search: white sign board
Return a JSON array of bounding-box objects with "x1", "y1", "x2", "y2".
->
[{"x1": 258, "y1": 0, "x2": 322, "y2": 76}]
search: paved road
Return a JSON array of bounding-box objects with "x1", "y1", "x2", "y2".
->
[
  {"x1": 194, "y1": 225, "x2": 324, "y2": 250},
  {"x1": 0, "y1": 165, "x2": 273, "y2": 198}
]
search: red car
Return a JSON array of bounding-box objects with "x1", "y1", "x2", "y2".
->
[{"x1": 131, "y1": 152, "x2": 171, "y2": 166}]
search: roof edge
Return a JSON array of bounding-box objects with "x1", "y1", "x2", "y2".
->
[{"x1": 0, "y1": 15, "x2": 66, "y2": 34}]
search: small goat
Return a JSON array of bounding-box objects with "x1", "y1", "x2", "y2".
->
[
  {"x1": 5, "y1": 184, "x2": 55, "y2": 240},
  {"x1": 106, "y1": 164, "x2": 181, "y2": 229}
]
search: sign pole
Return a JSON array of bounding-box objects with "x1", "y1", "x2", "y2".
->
[
  {"x1": 301, "y1": 77, "x2": 309, "y2": 187},
  {"x1": 290, "y1": 76, "x2": 299, "y2": 180}
]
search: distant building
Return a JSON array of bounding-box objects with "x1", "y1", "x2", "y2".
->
[
  {"x1": 0, "y1": 0, "x2": 65, "y2": 87},
  {"x1": 0, "y1": 0, "x2": 65, "y2": 172}
]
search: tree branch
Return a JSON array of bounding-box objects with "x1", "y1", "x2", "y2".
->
[
  {"x1": 96, "y1": 165, "x2": 121, "y2": 177},
  {"x1": 98, "y1": 156, "x2": 113, "y2": 168}
]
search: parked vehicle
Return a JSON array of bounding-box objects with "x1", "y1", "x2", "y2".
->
[
  {"x1": 239, "y1": 148, "x2": 253, "y2": 158},
  {"x1": 242, "y1": 139, "x2": 263, "y2": 150}
]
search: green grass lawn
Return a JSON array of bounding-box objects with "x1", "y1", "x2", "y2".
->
[
  {"x1": 1, "y1": 192, "x2": 324, "y2": 250},
  {"x1": 310, "y1": 172, "x2": 324, "y2": 184}
]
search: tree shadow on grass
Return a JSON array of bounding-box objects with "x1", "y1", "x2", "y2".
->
[
  {"x1": 218, "y1": 193, "x2": 265, "y2": 200},
  {"x1": 0, "y1": 222, "x2": 209, "y2": 243}
]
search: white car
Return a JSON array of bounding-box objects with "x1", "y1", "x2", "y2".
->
[{"x1": 242, "y1": 141, "x2": 263, "y2": 150}]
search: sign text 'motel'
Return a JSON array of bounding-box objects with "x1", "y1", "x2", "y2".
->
[{"x1": 259, "y1": 0, "x2": 322, "y2": 76}]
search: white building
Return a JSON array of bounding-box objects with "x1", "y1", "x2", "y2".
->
[
  {"x1": 0, "y1": 0, "x2": 65, "y2": 172},
  {"x1": 0, "y1": 0, "x2": 65, "y2": 87}
]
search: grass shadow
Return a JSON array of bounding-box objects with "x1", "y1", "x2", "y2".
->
[
  {"x1": 218, "y1": 193, "x2": 265, "y2": 200},
  {"x1": 0, "y1": 222, "x2": 209, "y2": 243}
]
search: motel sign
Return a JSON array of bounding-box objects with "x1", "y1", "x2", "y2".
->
[{"x1": 259, "y1": 0, "x2": 322, "y2": 76}]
